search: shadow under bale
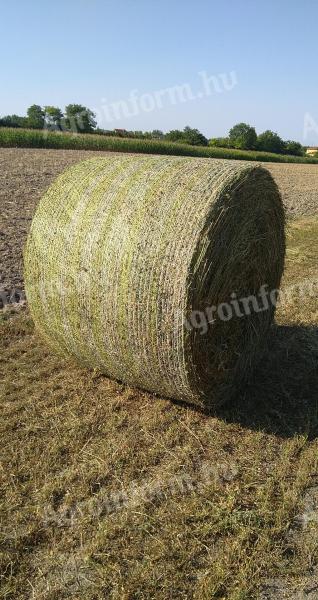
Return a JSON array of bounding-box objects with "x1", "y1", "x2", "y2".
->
[
  {"x1": 218, "y1": 324, "x2": 318, "y2": 439},
  {"x1": 170, "y1": 325, "x2": 318, "y2": 439}
]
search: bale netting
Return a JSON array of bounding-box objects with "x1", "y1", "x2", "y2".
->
[{"x1": 24, "y1": 155, "x2": 285, "y2": 408}]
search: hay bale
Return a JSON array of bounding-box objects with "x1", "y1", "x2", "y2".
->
[{"x1": 24, "y1": 155, "x2": 285, "y2": 407}]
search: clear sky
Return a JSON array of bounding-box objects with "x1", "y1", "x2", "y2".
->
[{"x1": 1, "y1": 0, "x2": 318, "y2": 144}]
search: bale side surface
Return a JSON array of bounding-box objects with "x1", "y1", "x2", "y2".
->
[{"x1": 24, "y1": 155, "x2": 285, "y2": 407}]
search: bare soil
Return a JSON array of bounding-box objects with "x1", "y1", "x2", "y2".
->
[{"x1": 1, "y1": 148, "x2": 318, "y2": 297}]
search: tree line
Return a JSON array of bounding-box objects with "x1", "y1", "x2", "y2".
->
[
  {"x1": 0, "y1": 104, "x2": 97, "y2": 134},
  {"x1": 210, "y1": 123, "x2": 304, "y2": 157},
  {"x1": 0, "y1": 105, "x2": 305, "y2": 156}
]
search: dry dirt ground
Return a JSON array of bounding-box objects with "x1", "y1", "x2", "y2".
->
[{"x1": 1, "y1": 147, "x2": 318, "y2": 297}]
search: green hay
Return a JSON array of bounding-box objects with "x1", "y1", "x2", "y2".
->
[{"x1": 24, "y1": 155, "x2": 285, "y2": 407}]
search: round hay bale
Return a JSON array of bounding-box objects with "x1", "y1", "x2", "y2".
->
[{"x1": 24, "y1": 155, "x2": 285, "y2": 408}]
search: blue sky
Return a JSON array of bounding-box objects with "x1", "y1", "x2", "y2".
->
[{"x1": 1, "y1": 0, "x2": 318, "y2": 143}]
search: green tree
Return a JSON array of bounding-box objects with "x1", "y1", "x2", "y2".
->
[
  {"x1": 183, "y1": 126, "x2": 208, "y2": 146},
  {"x1": 257, "y1": 130, "x2": 285, "y2": 154},
  {"x1": 151, "y1": 129, "x2": 164, "y2": 139},
  {"x1": 27, "y1": 105, "x2": 45, "y2": 129},
  {"x1": 165, "y1": 126, "x2": 208, "y2": 146},
  {"x1": 131, "y1": 130, "x2": 145, "y2": 138},
  {"x1": 64, "y1": 104, "x2": 97, "y2": 133},
  {"x1": 44, "y1": 106, "x2": 64, "y2": 130},
  {"x1": 165, "y1": 129, "x2": 185, "y2": 143},
  {"x1": 0, "y1": 114, "x2": 28, "y2": 128},
  {"x1": 209, "y1": 137, "x2": 231, "y2": 148},
  {"x1": 284, "y1": 140, "x2": 304, "y2": 156},
  {"x1": 229, "y1": 122, "x2": 257, "y2": 150}
]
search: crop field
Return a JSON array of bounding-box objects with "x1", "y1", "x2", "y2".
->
[
  {"x1": 1, "y1": 127, "x2": 318, "y2": 165},
  {"x1": 1, "y1": 148, "x2": 318, "y2": 599}
]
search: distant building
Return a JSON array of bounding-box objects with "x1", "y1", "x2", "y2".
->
[{"x1": 306, "y1": 147, "x2": 318, "y2": 156}]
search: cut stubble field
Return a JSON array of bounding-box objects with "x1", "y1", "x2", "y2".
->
[{"x1": 0, "y1": 148, "x2": 318, "y2": 599}]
